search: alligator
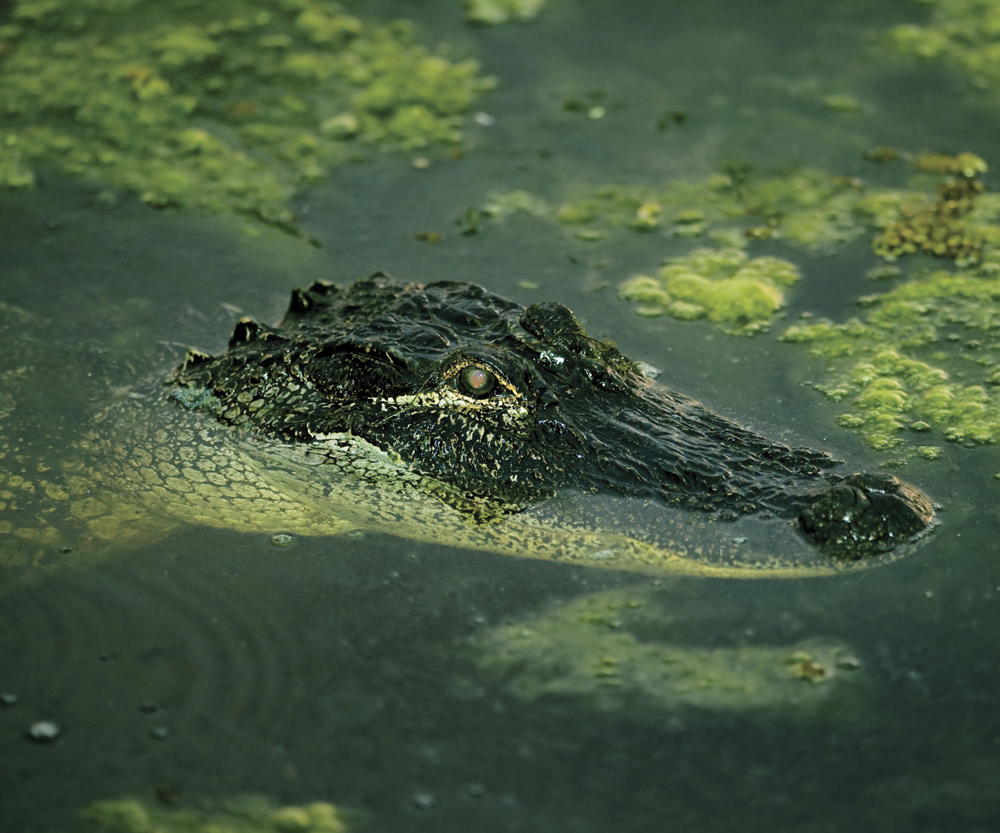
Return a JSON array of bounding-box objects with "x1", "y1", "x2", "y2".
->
[{"x1": 0, "y1": 275, "x2": 934, "y2": 581}]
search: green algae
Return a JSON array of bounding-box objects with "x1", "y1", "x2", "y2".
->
[
  {"x1": 781, "y1": 269, "x2": 1000, "y2": 451},
  {"x1": 464, "y1": 167, "x2": 898, "y2": 254},
  {"x1": 463, "y1": 0, "x2": 546, "y2": 26},
  {"x1": 474, "y1": 588, "x2": 863, "y2": 713},
  {"x1": 887, "y1": 0, "x2": 1000, "y2": 100},
  {"x1": 464, "y1": 153, "x2": 1000, "y2": 271},
  {"x1": 869, "y1": 153, "x2": 998, "y2": 266},
  {"x1": 79, "y1": 795, "x2": 349, "y2": 833},
  {"x1": 822, "y1": 93, "x2": 862, "y2": 113},
  {"x1": 0, "y1": 0, "x2": 494, "y2": 232},
  {"x1": 776, "y1": 153, "x2": 1000, "y2": 454},
  {"x1": 619, "y1": 246, "x2": 800, "y2": 335}
]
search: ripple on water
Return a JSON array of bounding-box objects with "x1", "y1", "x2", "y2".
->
[{"x1": 0, "y1": 536, "x2": 339, "y2": 792}]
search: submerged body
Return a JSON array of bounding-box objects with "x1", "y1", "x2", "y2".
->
[{"x1": 0, "y1": 276, "x2": 933, "y2": 580}]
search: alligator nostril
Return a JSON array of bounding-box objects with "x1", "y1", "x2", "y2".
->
[
  {"x1": 798, "y1": 473, "x2": 934, "y2": 557},
  {"x1": 845, "y1": 472, "x2": 901, "y2": 495}
]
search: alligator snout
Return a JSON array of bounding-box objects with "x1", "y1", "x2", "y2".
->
[{"x1": 798, "y1": 473, "x2": 935, "y2": 557}]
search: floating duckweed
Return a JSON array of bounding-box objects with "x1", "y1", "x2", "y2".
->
[
  {"x1": 81, "y1": 799, "x2": 150, "y2": 833},
  {"x1": 869, "y1": 161, "x2": 998, "y2": 266},
  {"x1": 468, "y1": 154, "x2": 1000, "y2": 271},
  {"x1": 782, "y1": 269, "x2": 1000, "y2": 451},
  {"x1": 466, "y1": 167, "x2": 884, "y2": 253},
  {"x1": 0, "y1": 138, "x2": 34, "y2": 189},
  {"x1": 556, "y1": 202, "x2": 596, "y2": 225},
  {"x1": 80, "y1": 796, "x2": 349, "y2": 833},
  {"x1": 916, "y1": 151, "x2": 989, "y2": 178},
  {"x1": 822, "y1": 93, "x2": 861, "y2": 113},
  {"x1": 474, "y1": 588, "x2": 863, "y2": 712},
  {"x1": 619, "y1": 247, "x2": 800, "y2": 335},
  {"x1": 888, "y1": 2, "x2": 1000, "y2": 101},
  {"x1": 863, "y1": 146, "x2": 900, "y2": 164},
  {"x1": 867, "y1": 264, "x2": 903, "y2": 281},
  {"x1": 674, "y1": 209, "x2": 705, "y2": 225},
  {"x1": 0, "y1": 0, "x2": 494, "y2": 232},
  {"x1": 463, "y1": 0, "x2": 547, "y2": 26},
  {"x1": 630, "y1": 201, "x2": 662, "y2": 231},
  {"x1": 479, "y1": 189, "x2": 551, "y2": 221}
]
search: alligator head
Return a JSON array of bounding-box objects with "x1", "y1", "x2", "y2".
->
[{"x1": 172, "y1": 274, "x2": 934, "y2": 558}]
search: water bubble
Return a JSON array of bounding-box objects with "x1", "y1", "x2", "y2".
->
[
  {"x1": 149, "y1": 726, "x2": 170, "y2": 740},
  {"x1": 27, "y1": 721, "x2": 60, "y2": 743},
  {"x1": 1, "y1": 693, "x2": 17, "y2": 706},
  {"x1": 412, "y1": 792, "x2": 435, "y2": 810}
]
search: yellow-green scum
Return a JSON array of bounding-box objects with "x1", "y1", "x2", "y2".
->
[
  {"x1": 79, "y1": 795, "x2": 349, "y2": 833},
  {"x1": 869, "y1": 154, "x2": 1000, "y2": 266},
  {"x1": 467, "y1": 168, "x2": 905, "y2": 253},
  {"x1": 463, "y1": 0, "x2": 546, "y2": 27},
  {"x1": 0, "y1": 0, "x2": 495, "y2": 232},
  {"x1": 773, "y1": 152, "x2": 1000, "y2": 454},
  {"x1": 782, "y1": 268, "x2": 1000, "y2": 452},
  {"x1": 888, "y1": 0, "x2": 1000, "y2": 100},
  {"x1": 474, "y1": 587, "x2": 864, "y2": 714},
  {"x1": 619, "y1": 246, "x2": 800, "y2": 335}
]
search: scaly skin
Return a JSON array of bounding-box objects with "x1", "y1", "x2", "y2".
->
[{"x1": 0, "y1": 277, "x2": 934, "y2": 583}]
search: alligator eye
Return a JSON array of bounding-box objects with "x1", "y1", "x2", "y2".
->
[{"x1": 458, "y1": 365, "x2": 497, "y2": 398}]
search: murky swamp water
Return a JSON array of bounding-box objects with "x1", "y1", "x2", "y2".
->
[{"x1": 2, "y1": 0, "x2": 1000, "y2": 830}]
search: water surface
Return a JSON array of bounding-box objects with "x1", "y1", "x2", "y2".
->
[{"x1": 2, "y1": 1, "x2": 1000, "y2": 830}]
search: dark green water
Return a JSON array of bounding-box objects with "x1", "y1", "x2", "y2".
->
[{"x1": 2, "y1": 0, "x2": 1000, "y2": 830}]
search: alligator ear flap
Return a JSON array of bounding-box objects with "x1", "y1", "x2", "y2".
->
[
  {"x1": 306, "y1": 279, "x2": 338, "y2": 296},
  {"x1": 288, "y1": 287, "x2": 314, "y2": 316},
  {"x1": 179, "y1": 349, "x2": 213, "y2": 372},
  {"x1": 229, "y1": 317, "x2": 261, "y2": 347},
  {"x1": 287, "y1": 281, "x2": 338, "y2": 317}
]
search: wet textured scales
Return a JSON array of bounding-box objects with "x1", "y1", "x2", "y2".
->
[{"x1": 0, "y1": 277, "x2": 932, "y2": 583}]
